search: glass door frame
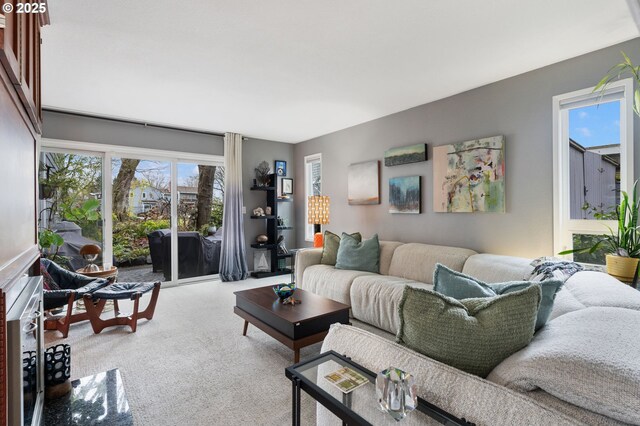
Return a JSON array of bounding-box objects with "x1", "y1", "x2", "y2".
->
[{"x1": 39, "y1": 138, "x2": 224, "y2": 287}]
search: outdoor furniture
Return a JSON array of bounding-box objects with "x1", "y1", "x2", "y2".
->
[
  {"x1": 42, "y1": 258, "x2": 110, "y2": 338},
  {"x1": 147, "y1": 231, "x2": 221, "y2": 279},
  {"x1": 83, "y1": 281, "x2": 161, "y2": 334}
]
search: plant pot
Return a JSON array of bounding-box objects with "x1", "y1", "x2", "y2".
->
[{"x1": 605, "y1": 254, "x2": 640, "y2": 282}]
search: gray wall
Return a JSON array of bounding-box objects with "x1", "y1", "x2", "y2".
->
[
  {"x1": 42, "y1": 111, "x2": 296, "y2": 271},
  {"x1": 294, "y1": 38, "x2": 640, "y2": 258},
  {"x1": 43, "y1": 110, "x2": 225, "y2": 155},
  {"x1": 243, "y1": 138, "x2": 295, "y2": 270}
]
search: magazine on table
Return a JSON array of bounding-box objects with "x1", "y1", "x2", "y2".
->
[{"x1": 324, "y1": 367, "x2": 369, "y2": 394}]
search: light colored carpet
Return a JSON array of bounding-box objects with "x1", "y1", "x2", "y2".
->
[{"x1": 45, "y1": 276, "x2": 324, "y2": 425}]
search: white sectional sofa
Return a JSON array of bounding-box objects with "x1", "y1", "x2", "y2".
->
[{"x1": 296, "y1": 241, "x2": 640, "y2": 425}]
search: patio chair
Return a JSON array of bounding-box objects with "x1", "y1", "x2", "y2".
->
[{"x1": 41, "y1": 258, "x2": 110, "y2": 338}]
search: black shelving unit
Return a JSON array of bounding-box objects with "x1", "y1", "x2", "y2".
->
[{"x1": 250, "y1": 173, "x2": 293, "y2": 278}]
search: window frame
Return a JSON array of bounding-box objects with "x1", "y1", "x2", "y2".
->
[
  {"x1": 304, "y1": 153, "x2": 322, "y2": 242},
  {"x1": 552, "y1": 78, "x2": 634, "y2": 259}
]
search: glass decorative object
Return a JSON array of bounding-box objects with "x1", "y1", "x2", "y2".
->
[{"x1": 376, "y1": 367, "x2": 417, "y2": 421}]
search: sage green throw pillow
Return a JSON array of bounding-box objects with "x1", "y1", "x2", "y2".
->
[
  {"x1": 335, "y1": 233, "x2": 380, "y2": 273},
  {"x1": 397, "y1": 285, "x2": 541, "y2": 377},
  {"x1": 320, "y1": 231, "x2": 362, "y2": 265},
  {"x1": 433, "y1": 264, "x2": 563, "y2": 331}
]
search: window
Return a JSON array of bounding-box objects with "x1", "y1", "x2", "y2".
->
[
  {"x1": 553, "y1": 78, "x2": 634, "y2": 264},
  {"x1": 304, "y1": 153, "x2": 322, "y2": 241}
]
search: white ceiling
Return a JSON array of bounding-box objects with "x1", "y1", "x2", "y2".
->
[{"x1": 42, "y1": 0, "x2": 639, "y2": 143}]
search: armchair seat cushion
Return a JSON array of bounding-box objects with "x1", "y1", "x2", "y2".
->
[{"x1": 44, "y1": 279, "x2": 109, "y2": 310}]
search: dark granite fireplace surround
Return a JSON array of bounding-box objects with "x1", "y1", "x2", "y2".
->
[{"x1": 44, "y1": 369, "x2": 133, "y2": 426}]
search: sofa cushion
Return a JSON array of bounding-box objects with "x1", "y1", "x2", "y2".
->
[
  {"x1": 320, "y1": 231, "x2": 361, "y2": 266},
  {"x1": 462, "y1": 253, "x2": 534, "y2": 283},
  {"x1": 488, "y1": 307, "x2": 640, "y2": 424},
  {"x1": 434, "y1": 264, "x2": 563, "y2": 331},
  {"x1": 397, "y1": 286, "x2": 540, "y2": 377},
  {"x1": 549, "y1": 271, "x2": 640, "y2": 321},
  {"x1": 350, "y1": 275, "x2": 431, "y2": 334},
  {"x1": 387, "y1": 243, "x2": 476, "y2": 284},
  {"x1": 378, "y1": 241, "x2": 404, "y2": 275},
  {"x1": 335, "y1": 233, "x2": 380, "y2": 273},
  {"x1": 301, "y1": 264, "x2": 375, "y2": 305},
  {"x1": 320, "y1": 324, "x2": 580, "y2": 425}
]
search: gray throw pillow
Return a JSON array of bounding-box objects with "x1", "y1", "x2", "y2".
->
[
  {"x1": 320, "y1": 231, "x2": 362, "y2": 266},
  {"x1": 433, "y1": 264, "x2": 563, "y2": 331},
  {"x1": 397, "y1": 285, "x2": 541, "y2": 377},
  {"x1": 335, "y1": 233, "x2": 380, "y2": 273}
]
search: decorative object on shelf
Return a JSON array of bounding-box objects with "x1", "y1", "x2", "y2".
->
[
  {"x1": 265, "y1": 206, "x2": 272, "y2": 215},
  {"x1": 282, "y1": 178, "x2": 293, "y2": 195},
  {"x1": 273, "y1": 283, "x2": 296, "y2": 300},
  {"x1": 256, "y1": 234, "x2": 268, "y2": 243},
  {"x1": 384, "y1": 143, "x2": 427, "y2": 167},
  {"x1": 275, "y1": 160, "x2": 287, "y2": 177},
  {"x1": 254, "y1": 250, "x2": 270, "y2": 272},
  {"x1": 255, "y1": 161, "x2": 272, "y2": 187},
  {"x1": 433, "y1": 135, "x2": 505, "y2": 213},
  {"x1": 390, "y1": 176, "x2": 421, "y2": 214},
  {"x1": 308, "y1": 195, "x2": 330, "y2": 247},
  {"x1": 348, "y1": 160, "x2": 380, "y2": 205},
  {"x1": 376, "y1": 367, "x2": 418, "y2": 421},
  {"x1": 252, "y1": 207, "x2": 265, "y2": 216},
  {"x1": 79, "y1": 244, "x2": 102, "y2": 272},
  {"x1": 276, "y1": 235, "x2": 289, "y2": 255},
  {"x1": 559, "y1": 180, "x2": 640, "y2": 283},
  {"x1": 277, "y1": 216, "x2": 285, "y2": 226},
  {"x1": 45, "y1": 344, "x2": 72, "y2": 399}
]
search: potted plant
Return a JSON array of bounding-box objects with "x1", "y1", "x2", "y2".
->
[{"x1": 560, "y1": 182, "x2": 640, "y2": 281}]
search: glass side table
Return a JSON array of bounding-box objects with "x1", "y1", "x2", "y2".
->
[{"x1": 285, "y1": 350, "x2": 475, "y2": 426}]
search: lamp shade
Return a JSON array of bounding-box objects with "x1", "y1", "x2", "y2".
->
[{"x1": 308, "y1": 195, "x2": 330, "y2": 225}]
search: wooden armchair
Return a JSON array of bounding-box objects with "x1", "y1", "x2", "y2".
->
[{"x1": 41, "y1": 258, "x2": 109, "y2": 337}]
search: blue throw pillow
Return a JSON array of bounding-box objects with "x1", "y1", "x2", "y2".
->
[
  {"x1": 335, "y1": 233, "x2": 380, "y2": 273},
  {"x1": 433, "y1": 264, "x2": 563, "y2": 331}
]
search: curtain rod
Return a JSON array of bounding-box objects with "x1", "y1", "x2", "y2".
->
[{"x1": 43, "y1": 108, "x2": 229, "y2": 138}]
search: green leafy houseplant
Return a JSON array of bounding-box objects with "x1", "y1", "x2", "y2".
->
[{"x1": 38, "y1": 228, "x2": 64, "y2": 260}]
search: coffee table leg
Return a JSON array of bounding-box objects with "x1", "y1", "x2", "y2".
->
[
  {"x1": 242, "y1": 320, "x2": 249, "y2": 336},
  {"x1": 294, "y1": 349, "x2": 300, "y2": 363}
]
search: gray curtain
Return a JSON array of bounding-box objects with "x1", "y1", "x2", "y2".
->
[{"x1": 219, "y1": 133, "x2": 249, "y2": 281}]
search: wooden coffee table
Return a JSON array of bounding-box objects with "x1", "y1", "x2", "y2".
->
[{"x1": 234, "y1": 286, "x2": 350, "y2": 362}]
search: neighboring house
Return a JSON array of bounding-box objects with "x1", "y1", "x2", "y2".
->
[
  {"x1": 129, "y1": 185, "x2": 168, "y2": 214},
  {"x1": 177, "y1": 186, "x2": 198, "y2": 206},
  {"x1": 569, "y1": 139, "x2": 619, "y2": 219}
]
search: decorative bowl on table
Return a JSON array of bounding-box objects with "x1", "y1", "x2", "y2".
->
[{"x1": 273, "y1": 284, "x2": 296, "y2": 300}]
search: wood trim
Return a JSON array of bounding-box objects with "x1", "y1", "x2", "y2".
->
[{"x1": 0, "y1": 55, "x2": 38, "y2": 139}]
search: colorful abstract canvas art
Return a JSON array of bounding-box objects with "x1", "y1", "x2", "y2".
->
[
  {"x1": 389, "y1": 176, "x2": 421, "y2": 214},
  {"x1": 433, "y1": 136, "x2": 505, "y2": 213},
  {"x1": 348, "y1": 160, "x2": 380, "y2": 205}
]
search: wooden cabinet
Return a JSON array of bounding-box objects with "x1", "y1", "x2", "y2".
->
[{"x1": 0, "y1": 1, "x2": 49, "y2": 132}]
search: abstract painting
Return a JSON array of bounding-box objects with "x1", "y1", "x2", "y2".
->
[
  {"x1": 389, "y1": 176, "x2": 421, "y2": 214},
  {"x1": 348, "y1": 160, "x2": 380, "y2": 205},
  {"x1": 433, "y1": 135, "x2": 505, "y2": 213},
  {"x1": 384, "y1": 143, "x2": 427, "y2": 166}
]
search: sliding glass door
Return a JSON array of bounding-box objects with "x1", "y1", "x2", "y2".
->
[
  {"x1": 111, "y1": 156, "x2": 172, "y2": 283},
  {"x1": 175, "y1": 162, "x2": 225, "y2": 281},
  {"x1": 38, "y1": 150, "x2": 104, "y2": 270},
  {"x1": 39, "y1": 142, "x2": 224, "y2": 286}
]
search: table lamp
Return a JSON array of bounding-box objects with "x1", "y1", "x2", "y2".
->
[{"x1": 308, "y1": 195, "x2": 330, "y2": 248}]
